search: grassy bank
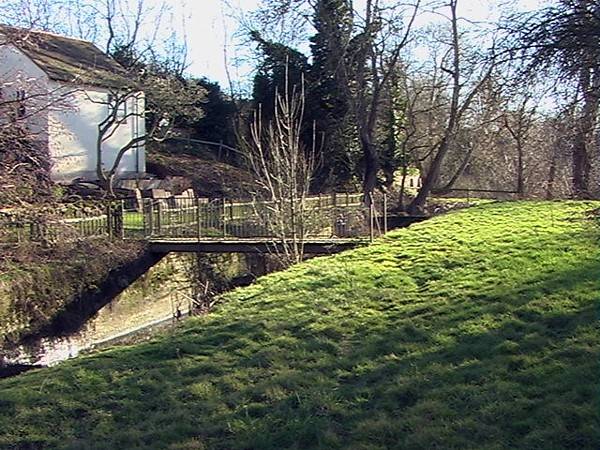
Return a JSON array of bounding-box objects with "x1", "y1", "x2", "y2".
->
[{"x1": 0, "y1": 201, "x2": 598, "y2": 449}]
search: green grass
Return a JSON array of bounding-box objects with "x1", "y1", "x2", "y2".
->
[
  {"x1": 123, "y1": 211, "x2": 145, "y2": 231},
  {"x1": 1, "y1": 201, "x2": 599, "y2": 449},
  {"x1": 429, "y1": 196, "x2": 496, "y2": 206}
]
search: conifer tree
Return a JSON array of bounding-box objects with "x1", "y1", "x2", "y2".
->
[
  {"x1": 308, "y1": 0, "x2": 356, "y2": 189},
  {"x1": 251, "y1": 31, "x2": 310, "y2": 123}
]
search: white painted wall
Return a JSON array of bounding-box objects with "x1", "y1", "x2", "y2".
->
[
  {"x1": 48, "y1": 82, "x2": 146, "y2": 182},
  {"x1": 0, "y1": 34, "x2": 146, "y2": 183},
  {"x1": 0, "y1": 40, "x2": 50, "y2": 148}
]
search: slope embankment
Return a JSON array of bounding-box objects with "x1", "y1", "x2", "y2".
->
[{"x1": 0, "y1": 201, "x2": 598, "y2": 449}]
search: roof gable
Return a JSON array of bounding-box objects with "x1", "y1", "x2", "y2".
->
[{"x1": 0, "y1": 25, "x2": 133, "y2": 89}]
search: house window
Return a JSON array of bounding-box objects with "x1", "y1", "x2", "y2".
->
[{"x1": 107, "y1": 93, "x2": 127, "y2": 119}]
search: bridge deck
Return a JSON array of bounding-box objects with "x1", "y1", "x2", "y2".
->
[{"x1": 148, "y1": 237, "x2": 368, "y2": 254}]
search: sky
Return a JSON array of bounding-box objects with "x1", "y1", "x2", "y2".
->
[
  {"x1": 182, "y1": 1, "x2": 256, "y2": 86},
  {"x1": 2, "y1": 0, "x2": 546, "y2": 87},
  {"x1": 149, "y1": 0, "x2": 546, "y2": 87},
  {"x1": 173, "y1": 0, "x2": 261, "y2": 87}
]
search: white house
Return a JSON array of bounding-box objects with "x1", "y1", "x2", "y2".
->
[{"x1": 0, "y1": 25, "x2": 145, "y2": 183}]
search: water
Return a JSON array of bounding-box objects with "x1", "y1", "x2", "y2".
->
[
  {"x1": 3, "y1": 308, "x2": 190, "y2": 367},
  {"x1": 2, "y1": 252, "x2": 267, "y2": 372}
]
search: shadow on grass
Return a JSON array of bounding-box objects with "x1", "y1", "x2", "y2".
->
[{"x1": 2, "y1": 254, "x2": 597, "y2": 450}]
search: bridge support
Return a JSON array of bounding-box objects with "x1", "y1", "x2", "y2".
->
[{"x1": 149, "y1": 239, "x2": 365, "y2": 254}]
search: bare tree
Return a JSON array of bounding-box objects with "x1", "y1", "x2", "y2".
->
[
  {"x1": 0, "y1": 0, "x2": 175, "y2": 62},
  {"x1": 407, "y1": 0, "x2": 497, "y2": 214},
  {"x1": 344, "y1": 0, "x2": 420, "y2": 203},
  {"x1": 244, "y1": 72, "x2": 318, "y2": 264},
  {"x1": 91, "y1": 88, "x2": 145, "y2": 194},
  {"x1": 91, "y1": 70, "x2": 205, "y2": 195},
  {"x1": 507, "y1": 0, "x2": 600, "y2": 198},
  {"x1": 502, "y1": 92, "x2": 537, "y2": 197}
]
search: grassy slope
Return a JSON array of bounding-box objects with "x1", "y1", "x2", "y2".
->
[{"x1": 0, "y1": 201, "x2": 599, "y2": 450}]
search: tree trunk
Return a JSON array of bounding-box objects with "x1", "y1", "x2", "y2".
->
[
  {"x1": 362, "y1": 139, "x2": 379, "y2": 205},
  {"x1": 546, "y1": 146, "x2": 558, "y2": 200},
  {"x1": 408, "y1": 137, "x2": 449, "y2": 214},
  {"x1": 516, "y1": 140, "x2": 525, "y2": 197},
  {"x1": 573, "y1": 68, "x2": 600, "y2": 198},
  {"x1": 407, "y1": 0, "x2": 462, "y2": 215},
  {"x1": 435, "y1": 144, "x2": 475, "y2": 195},
  {"x1": 398, "y1": 164, "x2": 408, "y2": 211},
  {"x1": 572, "y1": 133, "x2": 592, "y2": 197}
]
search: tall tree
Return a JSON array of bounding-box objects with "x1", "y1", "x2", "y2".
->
[
  {"x1": 251, "y1": 31, "x2": 310, "y2": 122},
  {"x1": 308, "y1": 0, "x2": 355, "y2": 188},
  {"x1": 510, "y1": 0, "x2": 600, "y2": 197},
  {"x1": 240, "y1": 0, "x2": 420, "y2": 201},
  {"x1": 408, "y1": 0, "x2": 496, "y2": 213},
  {"x1": 187, "y1": 78, "x2": 237, "y2": 159},
  {"x1": 345, "y1": 0, "x2": 420, "y2": 203}
]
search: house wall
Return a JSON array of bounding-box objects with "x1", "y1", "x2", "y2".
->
[
  {"x1": 0, "y1": 40, "x2": 50, "y2": 150},
  {"x1": 48, "y1": 81, "x2": 146, "y2": 182},
  {"x1": 393, "y1": 169, "x2": 422, "y2": 192},
  {"x1": 0, "y1": 33, "x2": 146, "y2": 183}
]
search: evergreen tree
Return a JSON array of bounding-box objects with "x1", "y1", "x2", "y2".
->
[
  {"x1": 380, "y1": 69, "x2": 409, "y2": 190},
  {"x1": 189, "y1": 78, "x2": 237, "y2": 155},
  {"x1": 309, "y1": 0, "x2": 356, "y2": 189},
  {"x1": 251, "y1": 31, "x2": 310, "y2": 122}
]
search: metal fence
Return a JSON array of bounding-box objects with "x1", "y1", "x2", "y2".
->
[
  {"x1": 122, "y1": 193, "x2": 385, "y2": 241},
  {"x1": 0, "y1": 193, "x2": 387, "y2": 246},
  {"x1": 0, "y1": 205, "x2": 111, "y2": 246}
]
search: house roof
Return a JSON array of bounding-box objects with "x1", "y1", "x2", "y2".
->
[{"x1": 0, "y1": 25, "x2": 133, "y2": 89}]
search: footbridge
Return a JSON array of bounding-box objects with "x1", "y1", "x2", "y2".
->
[
  {"x1": 120, "y1": 193, "x2": 386, "y2": 254},
  {"x1": 0, "y1": 193, "x2": 430, "y2": 255}
]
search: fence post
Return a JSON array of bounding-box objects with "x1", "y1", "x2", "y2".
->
[
  {"x1": 156, "y1": 201, "x2": 162, "y2": 235},
  {"x1": 346, "y1": 192, "x2": 349, "y2": 207},
  {"x1": 196, "y1": 197, "x2": 201, "y2": 239},
  {"x1": 229, "y1": 200, "x2": 234, "y2": 236},
  {"x1": 369, "y1": 197, "x2": 375, "y2": 242},
  {"x1": 146, "y1": 200, "x2": 153, "y2": 237},
  {"x1": 119, "y1": 199, "x2": 125, "y2": 239},
  {"x1": 332, "y1": 192, "x2": 337, "y2": 207},
  {"x1": 222, "y1": 198, "x2": 227, "y2": 237},
  {"x1": 383, "y1": 192, "x2": 388, "y2": 234},
  {"x1": 106, "y1": 203, "x2": 113, "y2": 238},
  {"x1": 75, "y1": 209, "x2": 81, "y2": 237}
]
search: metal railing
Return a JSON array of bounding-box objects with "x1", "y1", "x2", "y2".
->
[
  {"x1": 122, "y1": 192, "x2": 383, "y2": 241},
  {"x1": 0, "y1": 205, "x2": 111, "y2": 246},
  {"x1": 0, "y1": 192, "x2": 387, "y2": 246}
]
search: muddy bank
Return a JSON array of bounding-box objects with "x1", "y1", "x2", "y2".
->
[
  {"x1": 1, "y1": 251, "x2": 271, "y2": 371},
  {"x1": 0, "y1": 239, "x2": 147, "y2": 349},
  {"x1": 20, "y1": 250, "x2": 166, "y2": 342}
]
